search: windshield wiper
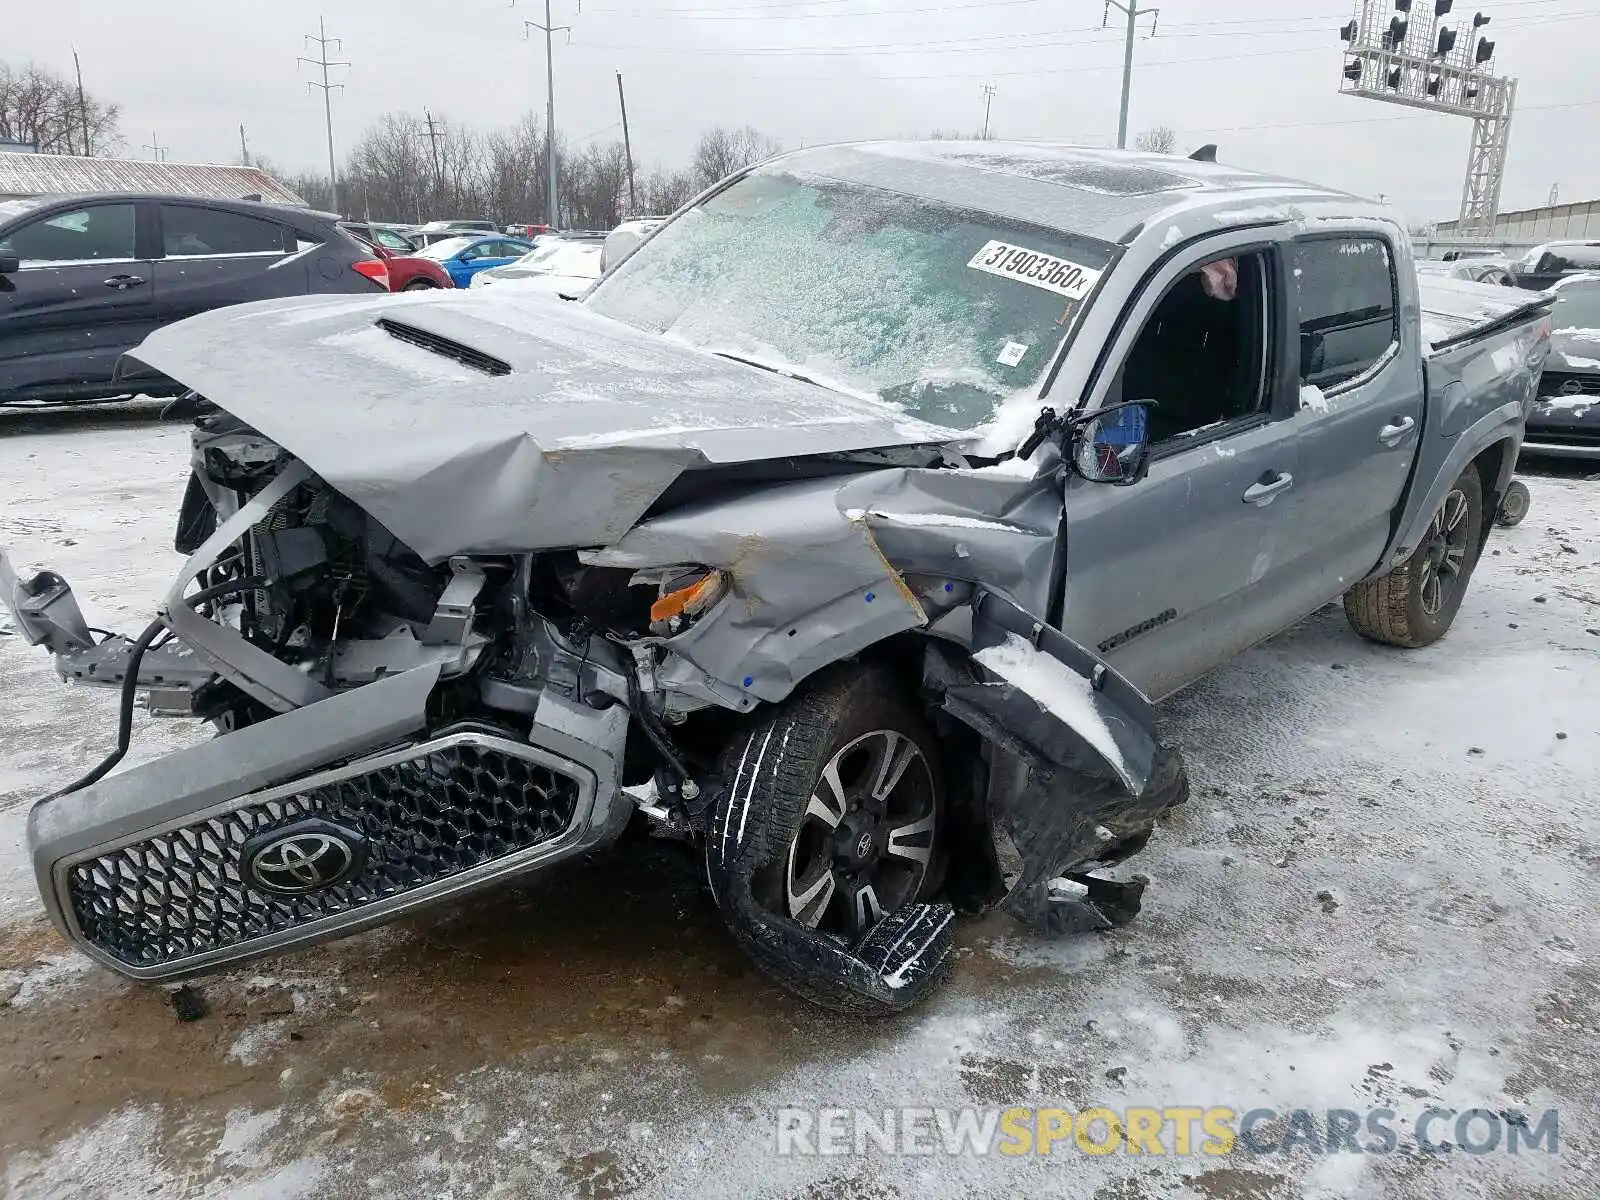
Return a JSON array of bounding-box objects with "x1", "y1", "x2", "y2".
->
[{"x1": 709, "y1": 350, "x2": 824, "y2": 389}]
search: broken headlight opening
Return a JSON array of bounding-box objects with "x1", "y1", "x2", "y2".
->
[{"x1": 645, "y1": 567, "x2": 729, "y2": 637}]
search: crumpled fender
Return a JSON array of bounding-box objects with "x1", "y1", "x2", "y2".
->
[
  {"x1": 704, "y1": 758, "x2": 955, "y2": 1015},
  {"x1": 929, "y1": 588, "x2": 1189, "y2": 932}
]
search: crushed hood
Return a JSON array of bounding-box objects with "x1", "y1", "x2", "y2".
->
[{"x1": 129, "y1": 289, "x2": 957, "y2": 562}]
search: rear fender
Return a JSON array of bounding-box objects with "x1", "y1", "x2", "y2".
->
[{"x1": 928, "y1": 589, "x2": 1187, "y2": 929}]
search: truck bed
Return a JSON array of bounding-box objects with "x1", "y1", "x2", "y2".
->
[{"x1": 1417, "y1": 275, "x2": 1555, "y2": 357}]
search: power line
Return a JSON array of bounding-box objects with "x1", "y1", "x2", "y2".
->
[{"x1": 298, "y1": 16, "x2": 349, "y2": 212}]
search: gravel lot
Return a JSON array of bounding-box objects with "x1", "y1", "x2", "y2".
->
[{"x1": 1, "y1": 405, "x2": 1596, "y2": 1199}]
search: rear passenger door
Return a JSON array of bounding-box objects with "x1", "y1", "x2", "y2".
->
[
  {"x1": 1277, "y1": 234, "x2": 1423, "y2": 607},
  {"x1": 152, "y1": 203, "x2": 303, "y2": 325}
]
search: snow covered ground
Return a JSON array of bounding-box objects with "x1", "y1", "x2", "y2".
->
[{"x1": 1, "y1": 407, "x2": 1596, "y2": 1199}]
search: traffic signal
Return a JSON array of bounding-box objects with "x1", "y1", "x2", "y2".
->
[
  {"x1": 1386, "y1": 15, "x2": 1408, "y2": 46},
  {"x1": 1473, "y1": 12, "x2": 1489, "y2": 26},
  {"x1": 1340, "y1": 19, "x2": 1358, "y2": 41},
  {"x1": 1395, "y1": 0, "x2": 1412, "y2": 10},
  {"x1": 1436, "y1": 27, "x2": 1456, "y2": 55},
  {"x1": 1426, "y1": 74, "x2": 1442, "y2": 96},
  {"x1": 1388, "y1": 65, "x2": 1404, "y2": 88},
  {"x1": 1435, "y1": 0, "x2": 1453, "y2": 14},
  {"x1": 1475, "y1": 38, "x2": 1495, "y2": 62},
  {"x1": 1343, "y1": 59, "x2": 1364, "y2": 81}
]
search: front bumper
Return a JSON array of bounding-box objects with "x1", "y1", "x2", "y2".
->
[{"x1": 25, "y1": 664, "x2": 629, "y2": 981}]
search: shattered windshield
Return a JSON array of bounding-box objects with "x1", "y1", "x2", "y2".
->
[{"x1": 585, "y1": 167, "x2": 1116, "y2": 430}]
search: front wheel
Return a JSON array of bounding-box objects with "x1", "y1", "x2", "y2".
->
[
  {"x1": 1343, "y1": 466, "x2": 1484, "y2": 648},
  {"x1": 706, "y1": 664, "x2": 951, "y2": 1012}
]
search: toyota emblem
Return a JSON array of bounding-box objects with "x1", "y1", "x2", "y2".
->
[
  {"x1": 855, "y1": 831, "x2": 875, "y2": 860},
  {"x1": 242, "y1": 819, "x2": 365, "y2": 895}
]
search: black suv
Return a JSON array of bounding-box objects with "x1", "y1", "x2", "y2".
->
[{"x1": 0, "y1": 193, "x2": 388, "y2": 406}]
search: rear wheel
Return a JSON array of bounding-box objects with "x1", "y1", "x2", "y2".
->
[
  {"x1": 402, "y1": 279, "x2": 437, "y2": 291},
  {"x1": 1344, "y1": 466, "x2": 1484, "y2": 647}
]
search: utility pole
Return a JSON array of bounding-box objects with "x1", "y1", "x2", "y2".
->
[
  {"x1": 239, "y1": 124, "x2": 249, "y2": 166},
  {"x1": 521, "y1": 0, "x2": 571, "y2": 229},
  {"x1": 980, "y1": 83, "x2": 997, "y2": 140},
  {"x1": 72, "y1": 50, "x2": 90, "y2": 155},
  {"x1": 1102, "y1": 0, "x2": 1159, "y2": 150},
  {"x1": 616, "y1": 71, "x2": 637, "y2": 215},
  {"x1": 424, "y1": 109, "x2": 445, "y2": 197},
  {"x1": 143, "y1": 132, "x2": 166, "y2": 162},
  {"x1": 299, "y1": 16, "x2": 349, "y2": 213}
]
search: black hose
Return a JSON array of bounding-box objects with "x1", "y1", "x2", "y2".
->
[
  {"x1": 625, "y1": 668, "x2": 691, "y2": 786},
  {"x1": 38, "y1": 577, "x2": 264, "y2": 805}
]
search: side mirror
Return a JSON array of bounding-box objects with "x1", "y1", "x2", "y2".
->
[
  {"x1": 0, "y1": 255, "x2": 19, "y2": 275},
  {"x1": 1071, "y1": 401, "x2": 1152, "y2": 485}
]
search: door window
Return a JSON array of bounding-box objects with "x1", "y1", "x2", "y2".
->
[
  {"x1": 1118, "y1": 250, "x2": 1273, "y2": 446},
  {"x1": 0, "y1": 204, "x2": 137, "y2": 263},
  {"x1": 159, "y1": 205, "x2": 289, "y2": 257},
  {"x1": 1293, "y1": 237, "x2": 1398, "y2": 392}
]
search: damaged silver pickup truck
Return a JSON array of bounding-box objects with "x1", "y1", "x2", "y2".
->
[{"x1": 0, "y1": 144, "x2": 1555, "y2": 1013}]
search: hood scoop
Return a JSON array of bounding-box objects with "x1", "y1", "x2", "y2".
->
[{"x1": 376, "y1": 317, "x2": 511, "y2": 377}]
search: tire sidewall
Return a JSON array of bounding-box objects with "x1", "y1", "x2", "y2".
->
[{"x1": 726, "y1": 666, "x2": 948, "y2": 924}]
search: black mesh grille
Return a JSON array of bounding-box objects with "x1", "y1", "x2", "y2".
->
[
  {"x1": 1540, "y1": 372, "x2": 1600, "y2": 397},
  {"x1": 66, "y1": 738, "x2": 581, "y2": 968}
]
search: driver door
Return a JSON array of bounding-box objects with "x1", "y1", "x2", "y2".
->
[{"x1": 1053, "y1": 236, "x2": 1303, "y2": 700}]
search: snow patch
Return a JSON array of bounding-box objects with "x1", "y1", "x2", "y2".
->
[
  {"x1": 1299, "y1": 383, "x2": 1330, "y2": 413},
  {"x1": 972, "y1": 633, "x2": 1134, "y2": 791},
  {"x1": 316, "y1": 325, "x2": 480, "y2": 384},
  {"x1": 2, "y1": 951, "x2": 95, "y2": 1007},
  {"x1": 227, "y1": 1019, "x2": 292, "y2": 1066},
  {"x1": 1160, "y1": 225, "x2": 1183, "y2": 250},
  {"x1": 1559, "y1": 355, "x2": 1600, "y2": 369}
]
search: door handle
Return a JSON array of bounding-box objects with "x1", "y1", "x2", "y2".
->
[
  {"x1": 1378, "y1": 416, "x2": 1416, "y2": 445},
  {"x1": 103, "y1": 274, "x2": 146, "y2": 290},
  {"x1": 1242, "y1": 471, "x2": 1293, "y2": 506}
]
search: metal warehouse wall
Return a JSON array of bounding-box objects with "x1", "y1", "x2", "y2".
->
[{"x1": 1436, "y1": 200, "x2": 1600, "y2": 242}]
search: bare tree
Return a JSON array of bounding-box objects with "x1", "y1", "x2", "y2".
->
[
  {"x1": 691, "y1": 125, "x2": 781, "y2": 189},
  {"x1": 0, "y1": 59, "x2": 122, "y2": 155},
  {"x1": 1134, "y1": 125, "x2": 1177, "y2": 154}
]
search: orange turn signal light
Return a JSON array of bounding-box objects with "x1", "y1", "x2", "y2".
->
[{"x1": 650, "y1": 571, "x2": 726, "y2": 624}]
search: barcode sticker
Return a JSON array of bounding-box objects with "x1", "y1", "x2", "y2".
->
[{"x1": 967, "y1": 240, "x2": 1102, "y2": 300}]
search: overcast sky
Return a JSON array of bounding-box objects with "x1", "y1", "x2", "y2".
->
[{"x1": 11, "y1": 0, "x2": 1594, "y2": 224}]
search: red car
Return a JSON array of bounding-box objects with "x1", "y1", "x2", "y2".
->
[{"x1": 340, "y1": 224, "x2": 455, "y2": 292}]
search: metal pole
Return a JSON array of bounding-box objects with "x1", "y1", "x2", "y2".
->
[
  {"x1": 617, "y1": 71, "x2": 637, "y2": 214},
  {"x1": 240, "y1": 124, "x2": 249, "y2": 166},
  {"x1": 1116, "y1": 3, "x2": 1136, "y2": 149},
  {"x1": 545, "y1": 0, "x2": 559, "y2": 228},
  {"x1": 73, "y1": 50, "x2": 90, "y2": 155},
  {"x1": 322, "y1": 21, "x2": 338, "y2": 210},
  {"x1": 981, "y1": 83, "x2": 996, "y2": 139}
]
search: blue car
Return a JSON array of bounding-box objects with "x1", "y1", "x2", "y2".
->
[{"x1": 414, "y1": 235, "x2": 535, "y2": 288}]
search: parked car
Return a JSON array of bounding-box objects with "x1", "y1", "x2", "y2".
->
[
  {"x1": 0, "y1": 143, "x2": 1553, "y2": 1015},
  {"x1": 0, "y1": 193, "x2": 389, "y2": 406},
  {"x1": 341, "y1": 221, "x2": 419, "y2": 253},
  {"x1": 1522, "y1": 272, "x2": 1600, "y2": 459},
  {"x1": 505, "y1": 223, "x2": 553, "y2": 239},
  {"x1": 341, "y1": 225, "x2": 454, "y2": 292},
  {"x1": 601, "y1": 217, "x2": 667, "y2": 274},
  {"x1": 413, "y1": 234, "x2": 534, "y2": 288},
  {"x1": 1508, "y1": 240, "x2": 1600, "y2": 290},
  {"x1": 1416, "y1": 257, "x2": 1515, "y2": 287},
  {"x1": 470, "y1": 238, "x2": 603, "y2": 291}
]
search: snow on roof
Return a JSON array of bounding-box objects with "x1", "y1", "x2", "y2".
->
[{"x1": 0, "y1": 152, "x2": 305, "y2": 206}]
